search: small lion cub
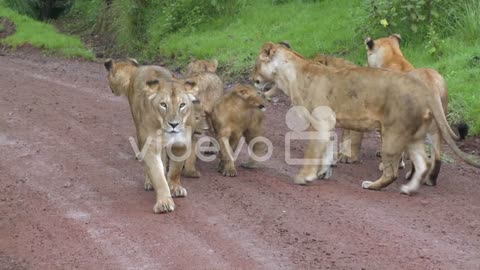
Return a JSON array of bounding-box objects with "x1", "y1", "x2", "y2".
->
[{"x1": 209, "y1": 84, "x2": 267, "y2": 176}]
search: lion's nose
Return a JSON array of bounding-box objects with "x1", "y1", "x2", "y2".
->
[{"x1": 169, "y1": 122, "x2": 179, "y2": 129}]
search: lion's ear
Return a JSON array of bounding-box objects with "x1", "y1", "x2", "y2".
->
[
  {"x1": 146, "y1": 79, "x2": 159, "y2": 88},
  {"x1": 365, "y1": 37, "x2": 374, "y2": 50},
  {"x1": 261, "y1": 42, "x2": 277, "y2": 59},
  {"x1": 128, "y1": 58, "x2": 139, "y2": 66},
  {"x1": 184, "y1": 80, "x2": 199, "y2": 101},
  {"x1": 279, "y1": 41, "x2": 291, "y2": 49},
  {"x1": 104, "y1": 59, "x2": 113, "y2": 71},
  {"x1": 208, "y1": 59, "x2": 218, "y2": 73},
  {"x1": 145, "y1": 79, "x2": 162, "y2": 100},
  {"x1": 390, "y1": 33, "x2": 402, "y2": 45},
  {"x1": 234, "y1": 85, "x2": 250, "y2": 99}
]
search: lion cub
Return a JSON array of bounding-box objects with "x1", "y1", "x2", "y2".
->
[
  {"x1": 209, "y1": 84, "x2": 267, "y2": 176},
  {"x1": 185, "y1": 59, "x2": 223, "y2": 133}
]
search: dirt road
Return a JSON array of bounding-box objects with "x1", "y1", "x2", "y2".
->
[{"x1": 1, "y1": 53, "x2": 480, "y2": 270}]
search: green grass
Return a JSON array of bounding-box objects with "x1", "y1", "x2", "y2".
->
[
  {"x1": 143, "y1": 0, "x2": 479, "y2": 134},
  {"x1": 147, "y1": 0, "x2": 367, "y2": 78},
  {"x1": 399, "y1": 39, "x2": 480, "y2": 134},
  {"x1": 0, "y1": 1, "x2": 93, "y2": 59}
]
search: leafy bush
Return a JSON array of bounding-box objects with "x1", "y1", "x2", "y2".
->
[{"x1": 359, "y1": 0, "x2": 470, "y2": 42}]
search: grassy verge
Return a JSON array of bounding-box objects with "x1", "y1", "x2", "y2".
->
[
  {"x1": 144, "y1": 0, "x2": 479, "y2": 134},
  {"x1": 0, "y1": 1, "x2": 93, "y2": 59},
  {"x1": 49, "y1": 0, "x2": 480, "y2": 134},
  {"x1": 150, "y1": 0, "x2": 367, "y2": 79}
]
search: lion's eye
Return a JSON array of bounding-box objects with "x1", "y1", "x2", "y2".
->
[
  {"x1": 179, "y1": 103, "x2": 186, "y2": 109},
  {"x1": 160, "y1": 102, "x2": 167, "y2": 108}
]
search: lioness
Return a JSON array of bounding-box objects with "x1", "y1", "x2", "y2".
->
[
  {"x1": 105, "y1": 59, "x2": 198, "y2": 213},
  {"x1": 365, "y1": 34, "x2": 468, "y2": 185},
  {"x1": 105, "y1": 59, "x2": 203, "y2": 179},
  {"x1": 260, "y1": 44, "x2": 364, "y2": 164},
  {"x1": 253, "y1": 42, "x2": 479, "y2": 194},
  {"x1": 209, "y1": 84, "x2": 267, "y2": 176}
]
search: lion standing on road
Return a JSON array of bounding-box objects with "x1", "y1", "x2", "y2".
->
[
  {"x1": 104, "y1": 59, "x2": 198, "y2": 213},
  {"x1": 253, "y1": 42, "x2": 479, "y2": 194},
  {"x1": 365, "y1": 34, "x2": 468, "y2": 185}
]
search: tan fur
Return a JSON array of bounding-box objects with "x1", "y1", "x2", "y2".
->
[
  {"x1": 105, "y1": 59, "x2": 199, "y2": 213},
  {"x1": 186, "y1": 59, "x2": 218, "y2": 75},
  {"x1": 253, "y1": 42, "x2": 479, "y2": 194},
  {"x1": 365, "y1": 35, "x2": 454, "y2": 185},
  {"x1": 184, "y1": 68, "x2": 224, "y2": 133},
  {"x1": 312, "y1": 54, "x2": 358, "y2": 68},
  {"x1": 263, "y1": 53, "x2": 357, "y2": 100},
  {"x1": 210, "y1": 84, "x2": 267, "y2": 176}
]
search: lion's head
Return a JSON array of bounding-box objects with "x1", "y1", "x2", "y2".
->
[
  {"x1": 252, "y1": 42, "x2": 281, "y2": 92},
  {"x1": 233, "y1": 84, "x2": 266, "y2": 112},
  {"x1": 186, "y1": 59, "x2": 218, "y2": 75},
  {"x1": 143, "y1": 79, "x2": 199, "y2": 137},
  {"x1": 104, "y1": 58, "x2": 139, "y2": 96},
  {"x1": 364, "y1": 34, "x2": 403, "y2": 68},
  {"x1": 253, "y1": 42, "x2": 302, "y2": 95}
]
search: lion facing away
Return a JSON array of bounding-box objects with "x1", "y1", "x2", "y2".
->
[
  {"x1": 104, "y1": 59, "x2": 198, "y2": 213},
  {"x1": 209, "y1": 84, "x2": 267, "y2": 177},
  {"x1": 365, "y1": 34, "x2": 468, "y2": 185},
  {"x1": 253, "y1": 42, "x2": 479, "y2": 195},
  {"x1": 184, "y1": 59, "x2": 224, "y2": 133}
]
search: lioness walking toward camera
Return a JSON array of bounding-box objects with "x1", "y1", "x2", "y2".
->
[
  {"x1": 209, "y1": 84, "x2": 267, "y2": 177},
  {"x1": 253, "y1": 42, "x2": 479, "y2": 194},
  {"x1": 365, "y1": 34, "x2": 468, "y2": 186},
  {"x1": 105, "y1": 59, "x2": 198, "y2": 213}
]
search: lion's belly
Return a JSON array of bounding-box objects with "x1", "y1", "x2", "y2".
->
[{"x1": 336, "y1": 117, "x2": 380, "y2": 132}]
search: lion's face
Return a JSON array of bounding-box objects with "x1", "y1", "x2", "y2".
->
[
  {"x1": 104, "y1": 58, "x2": 139, "y2": 96},
  {"x1": 365, "y1": 34, "x2": 401, "y2": 68},
  {"x1": 234, "y1": 84, "x2": 266, "y2": 112},
  {"x1": 146, "y1": 79, "x2": 198, "y2": 136},
  {"x1": 186, "y1": 59, "x2": 218, "y2": 75},
  {"x1": 253, "y1": 42, "x2": 279, "y2": 91}
]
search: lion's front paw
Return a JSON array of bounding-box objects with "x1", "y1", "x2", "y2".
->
[
  {"x1": 338, "y1": 153, "x2": 359, "y2": 164},
  {"x1": 182, "y1": 169, "x2": 201, "y2": 178},
  {"x1": 400, "y1": 185, "x2": 413, "y2": 195},
  {"x1": 170, "y1": 185, "x2": 187, "y2": 197},
  {"x1": 318, "y1": 167, "x2": 333, "y2": 179},
  {"x1": 144, "y1": 182, "x2": 154, "y2": 191},
  {"x1": 221, "y1": 166, "x2": 237, "y2": 177},
  {"x1": 153, "y1": 197, "x2": 175, "y2": 214},
  {"x1": 361, "y1": 181, "x2": 374, "y2": 189},
  {"x1": 144, "y1": 177, "x2": 154, "y2": 191}
]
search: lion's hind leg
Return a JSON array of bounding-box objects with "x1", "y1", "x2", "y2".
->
[
  {"x1": 423, "y1": 129, "x2": 441, "y2": 186},
  {"x1": 362, "y1": 132, "x2": 404, "y2": 190},
  {"x1": 400, "y1": 140, "x2": 430, "y2": 195}
]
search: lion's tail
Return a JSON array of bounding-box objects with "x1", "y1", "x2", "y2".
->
[{"x1": 429, "y1": 94, "x2": 480, "y2": 168}]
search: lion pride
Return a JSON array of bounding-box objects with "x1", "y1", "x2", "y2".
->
[{"x1": 253, "y1": 42, "x2": 479, "y2": 195}]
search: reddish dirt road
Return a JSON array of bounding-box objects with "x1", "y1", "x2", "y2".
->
[{"x1": 1, "y1": 53, "x2": 480, "y2": 270}]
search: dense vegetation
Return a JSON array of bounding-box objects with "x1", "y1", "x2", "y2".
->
[
  {"x1": 0, "y1": 0, "x2": 93, "y2": 58},
  {"x1": 2, "y1": 0, "x2": 479, "y2": 133}
]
